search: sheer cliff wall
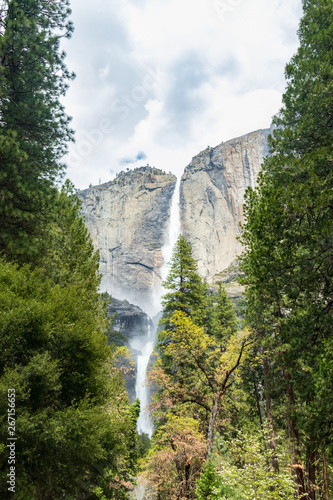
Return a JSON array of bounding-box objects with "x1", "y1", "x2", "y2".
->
[{"x1": 180, "y1": 128, "x2": 271, "y2": 282}]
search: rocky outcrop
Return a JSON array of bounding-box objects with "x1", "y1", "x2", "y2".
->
[
  {"x1": 180, "y1": 128, "x2": 271, "y2": 282},
  {"x1": 108, "y1": 298, "x2": 153, "y2": 341},
  {"x1": 107, "y1": 298, "x2": 154, "y2": 403},
  {"x1": 78, "y1": 166, "x2": 177, "y2": 312}
]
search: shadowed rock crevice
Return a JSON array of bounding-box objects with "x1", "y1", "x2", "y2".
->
[{"x1": 125, "y1": 261, "x2": 162, "y2": 280}]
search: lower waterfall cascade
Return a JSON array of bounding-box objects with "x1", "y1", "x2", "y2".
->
[{"x1": 134, "y1": 323, "x2": 155, "y2": 435}]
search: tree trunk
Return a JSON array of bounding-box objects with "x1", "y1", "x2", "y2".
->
[
  {"x1": 206, "y1": 391, "x2": 222, "y2": 458},
  {"x1": 286, "y1": 414, "x2": 298, "y2": 492},
  {"x1": 205, "y1": 341, "x2": 247, "y2": 459},
  {"x1": 184, "y1": 458, "x2": 192, "y2": 499},
  {"x1": 253, "y1": 376, "x2": 265, "y2": 434},
  {"x1": 263, "y1": 358, "x2": 279, "y2": 473},
  {"x1": 323, "y1": 451, "x2": 329, "y2": 500},
  {"x1": 307, "y1": 448, "x2": 317, "y2": 500},
  {"x1": 253, "y1": 375, "x2": 270, "y2": 468},
  {"x1": 286, "y1": 373, "x2": 306, "y2": 499}
]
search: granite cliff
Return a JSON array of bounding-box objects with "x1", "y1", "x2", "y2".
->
[
  {"x1": 78, "y1": 166, "x2": 176, "y2": 312},
  {"x1": 79, "y1": 129, "x2": 271, "y2": 304},
  {"x1": 180, "y1": 128, "x2": 271, "y2": 282}
]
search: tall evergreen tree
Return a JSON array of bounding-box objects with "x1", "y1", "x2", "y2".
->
[
  {"x1": 210, "y1": 284, "x2": 238, "y2": 342},
  {"x1": 0, "y1": 0, "x2": 74, "y2": 261},
  {"x1": 157, "y1": 235, "x2": 207, "y2": 380},
  {"x1": 0, "y1": 5, "x2": 141, "y2": 495},
  {"x1": 160, "y1": 234, "x2": 207, "y2": 328},
  {"x1": 39, "y1": 179, "x2": 101, "y2": 291},
  {"x1": 240, "y1": 0, "x2": 333, "y2": 497}
]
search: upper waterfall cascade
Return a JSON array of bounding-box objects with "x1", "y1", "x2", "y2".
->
[
  {"x1": 161, "y1": 176, "x2": 181, "y2": 282},
  {"x1": 153, "y1": 177, "x2": 181, "y2": 312}
]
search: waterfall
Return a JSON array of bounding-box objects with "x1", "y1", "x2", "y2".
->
[
  {"x1": 135, "y1": 177, "x2": 181, "y2": 437},
  {"x1": 161, "y1": 177, "x2": 181, "y2": 281},
  {"x1": 153, "y1": 177, "x2": 181, "y2": 311},
  {"x1": 135, "y1": 323, "x2": 155, "y2": 436}
]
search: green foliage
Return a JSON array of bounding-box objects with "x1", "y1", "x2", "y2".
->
[
  {"x1": 160, "y1": 235, "x2": 207, "y2": 328},
  {"x1": 239, "y1": 0, "x2": 333, "y2": 495},
  {"x1": 151, "y1": 308, "x2": 251, "y2": 465},
  {"x1": 150, "y1": 237, "x2": 252, "y2": 492},
  {"x1": 0, "y1": 258, "x2": 136, "y2": 498},
  {"x1": 39, "y1": 179, "x2": 101, "y2": 291},
  {"x1": 208, "y1": 284, "x2": 238, "y2": 342},
  {"x1": 135, "y1": 432, "x2": 151, "y2": 459},
  {"x1": 161, "y1": 311, "x2": 249, "y2": 392},
  {"x1": 0, "y1": 2, "x2": 141, "y2": 498},
  {"x1": 196, "y1": 461, "x2": 227, "y2": 500},
  {"x1": 271, "y1": 0, "x2": 333, "y2": 155},
  {"x1": 157, "y1": 235, "x2": 208, "y2": 382},
  {"x1": 197, "y1": 431, "x2": 298, "y2": 500},
  {"x1": 0, "y1": 0, "x2": 75, "y2": 261}
]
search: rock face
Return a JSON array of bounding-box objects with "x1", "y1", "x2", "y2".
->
[
  {"x1": 78, "y1": 166, "x2": 177, "y2": 312},
  {"x1": 108, "y1": 298, "x2": 153, "y2": 341},
  {"x1": 180, "y1": 128, "x2": 271, "y2": 282},
  {"x1": 107, "y1": 298, "x2": 154, "y2": 403}
]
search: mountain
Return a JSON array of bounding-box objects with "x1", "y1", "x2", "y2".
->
[{"x1": 78, "y1": 128, "x2": 271, "y2": 307}]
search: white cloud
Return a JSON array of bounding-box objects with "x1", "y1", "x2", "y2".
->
[{"x1": 62, "y1": 0, "x2": 303, "y2": 189}]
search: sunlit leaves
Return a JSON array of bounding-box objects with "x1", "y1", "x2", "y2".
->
[{"x1": 144, "y1": 415, "x2": 206, "y2": 500}]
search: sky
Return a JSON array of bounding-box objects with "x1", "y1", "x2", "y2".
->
[{"x1": 61, "y1": 0, "x2": 303, "y2": 190}]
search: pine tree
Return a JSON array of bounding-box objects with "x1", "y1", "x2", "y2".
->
[
  {"x1": 211, "y1": 284, "x2": 238, "y2": 342},
  {"x1": 0, "y1": 3, "x2": 142, "y2": 498},
  {"x1": 39, "y1": 180, "x2": 101, "y2": 291},
  {"x1": 240, "y1": 1, "x2": 333, "y2": 496},
  {"x1": 160, "y1": 234, "x2": 207, "y2": 328},
  {"x1": 0, "y1": 0, "x2": 75, "y2": 261},
  {"x1": 157, "y1": 235, "x2": 207, "y2": 383}
]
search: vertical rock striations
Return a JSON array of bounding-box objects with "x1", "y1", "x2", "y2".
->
[
  {"x1": 180, "y1": 129, "x2": 271, "y2": 282},
  {"x1": 78, "y1": 166, "x2": 177, "y2": 311}
]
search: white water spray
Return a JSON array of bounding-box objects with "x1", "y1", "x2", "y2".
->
[
  {"x1": 135, "y1": 323, "x2": 155, "y2": 436},
  {"x1": 153, "y1": 177, "x2": 182, "y2": 311},
  {"x1": 134, "y1": 177, "x2": 181, "y2": 437},
  {"x1": 161, "y1": 177, "x2": 181, "y2": 281}
]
